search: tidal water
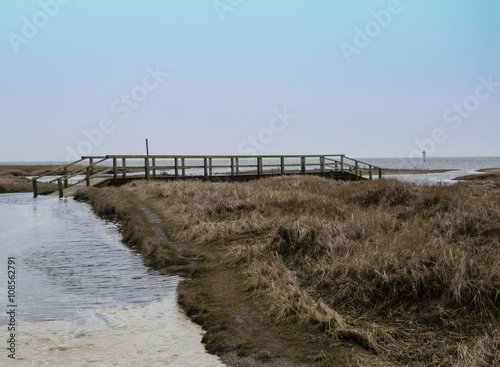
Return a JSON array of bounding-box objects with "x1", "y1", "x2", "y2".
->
[
  {"x1": 357, "y1": 156, "x2": 500, "y2": 171},
  {"x1": 356, "y1": 156, "x2": 500, "y2": 185},
  {"x1": 0, "y1": 193, "x2": 225, "y2": 366}
]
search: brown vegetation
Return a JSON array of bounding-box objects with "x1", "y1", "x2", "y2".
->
[
  {"x1": 78, "y1": 173, "x2": 500, "y2": 366},
  {"x1": 0, "y1": 165, "x2": 64, "y2": 194}
]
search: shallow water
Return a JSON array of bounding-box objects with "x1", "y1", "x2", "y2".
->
[{"x1": 0, "y1": 193, "x2": 225, "y2": 366}]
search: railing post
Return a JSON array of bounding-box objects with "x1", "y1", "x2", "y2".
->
[
  {"x1": 208, "y1": 158, "x2": 213, "y2": 176},
  {"x1": 281, "y1": 156, "x2": 285, "y2": 175},
  {"x1": 236, "y1": 158, "x2": 239, "y2": 174},
  {"x1": 340, "y1": 156, "x2": 344, "y2": 174},
  {"x1": 113, "y1": 158, "x2": 117, "y2": 182},
  {"x1": 145, "y1": 158, "x2": 150, "y2": 180},
  {"x1": 32, "y1": 179, "x2": 38, "y2": 198},
  {"x1": 355, "y1": 161, "x2": 359, "y2": 181},
  {"x1": 257, "y1": 157, "x2": 262, "y2": 176},
  {"x1": 64, "y1": 167, "x2": 68, "y2": 188},
  {"x1": 86, "y1": 167, "x2": 91, "y2": 186},
  {"x1": 89, "y1": 158, "x2": 94, "y2": 176},
  {"x1": 369, "y1": 165, "x2": 373, "y2": 180},
  {"x1": 182, "y1": 158, "x2": 186, "y2": 177},
  {"x1": 379, "y1": 168, "x2": 382, "y2": 179},
  {"x1": 320, "y1": 156, "x2": 325, "y2": 174},
  {"x1": 301, "y1": 156, "x2": 306, "y2": 175},
  {"x1": 122, "y1": 158, "x2": 127, "y2": 178},
  {"x1": 204, "y1": 158, "x2": 208, "y2": 178},
  {"x1": 152, "y1": 158, "x2": 156, "y2": 178},
  {"x1": 231, "y1": 158, "x2": 235, "y2": 177},
  {"x1": 57, "y1": 178, "x2": 63, "y2": 198},
  {"x1": 175, "y1": 157, "x2": 179, "y2": 178}
]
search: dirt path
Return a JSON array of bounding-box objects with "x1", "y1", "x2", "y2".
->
[{"x1": 138, "y1": 204, "x2": 317, "y2": 366}]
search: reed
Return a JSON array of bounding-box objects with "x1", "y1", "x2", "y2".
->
[{"x1": 81, "y1": 173, "x2": 500, "y2": 366}]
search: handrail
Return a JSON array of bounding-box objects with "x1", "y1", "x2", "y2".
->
[
  {"x1": 29, "y1": 158, "x2": 86, "y2": 181},
  {"x1": 49, "y1": 157, "x2": 109, "y2": 183},
  {"x1": 31, "y1": 154, "x2": 383, "y2": 198}
]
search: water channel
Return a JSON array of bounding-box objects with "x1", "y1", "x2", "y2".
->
[{"x1": 0, "y1": 193, "x2": 225, "y2": 366}]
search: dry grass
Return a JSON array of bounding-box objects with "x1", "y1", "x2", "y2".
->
[
  {"x1": 90, "y1": 174, "x2": 500, "y2": 365},
  {"x1": 0, "y1": 164, "x2": 87, "y2": 194}
]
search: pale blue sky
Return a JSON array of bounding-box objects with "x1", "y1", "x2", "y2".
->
[{"x1": 1, "y1": 0, "x2": 499, "y2": 162}]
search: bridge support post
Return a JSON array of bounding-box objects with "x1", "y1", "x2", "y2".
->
[
  {"x1": 113, "y1": 158, "x2": 117, "y2": 182},
  {"x1": 64, "y1": 167, "x2": 69, "y2": 188},
  {"x1": 89, "y1": 158, "x2": 94, "y2": 176},
  {"x1": 122, "y1": 158, "x2": 127, "y2": 178},
  {"x1": 57, "y1": 179, "x2": 63, "y2": 198},
  {"x1": 33, "y1": 179, "x2": 38, "y2": 198},
  {"x1": 144, "y1": 158, "x2": 150, "y2": 180},
  {"x1": 86, "y1": 167, "x2": 91, "y2": 187}
]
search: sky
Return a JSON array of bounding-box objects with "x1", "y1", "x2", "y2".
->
[{"x1": 1, "y1": 0, "x2": 499, "y2": 162}]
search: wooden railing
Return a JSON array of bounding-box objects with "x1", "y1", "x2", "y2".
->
[{"x1": 30, "y1": 154, "x2": 382, "y2": 197}]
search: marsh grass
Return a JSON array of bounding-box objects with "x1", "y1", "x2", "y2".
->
[{"x1": 86, "y1": 173, "x2": 500, "y2": 365}]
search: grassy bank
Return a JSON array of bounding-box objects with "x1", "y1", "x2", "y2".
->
[{"x1": 77, "y1": 173, "x2": 500, "y2": 366}]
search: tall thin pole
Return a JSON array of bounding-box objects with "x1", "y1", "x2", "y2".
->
[{"x1": 145, "y1": 139, "x2": 150, "y2": 180}]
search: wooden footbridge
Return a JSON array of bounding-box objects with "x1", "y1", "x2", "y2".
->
[{"x1": 30, "y1": 154, "x2": 382, "y2": 197}]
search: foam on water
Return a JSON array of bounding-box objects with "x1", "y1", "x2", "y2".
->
[{"x1": 15, "y1": 298, "x2": 224, "y2": 366}]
